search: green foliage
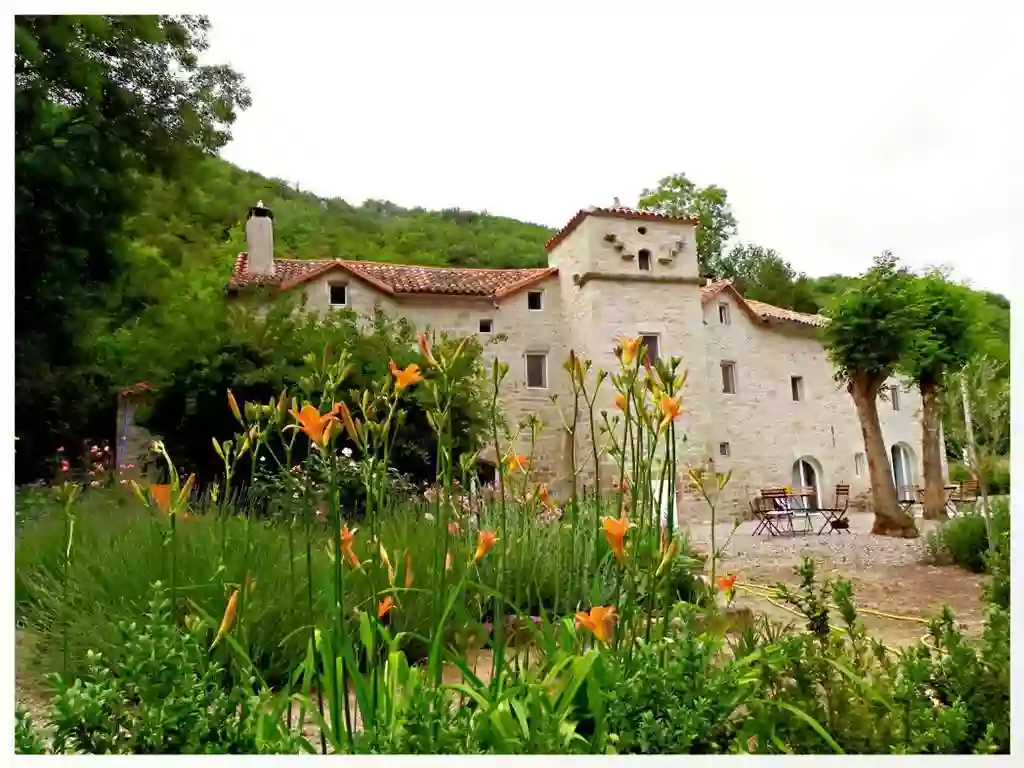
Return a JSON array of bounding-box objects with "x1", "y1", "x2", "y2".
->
[
  {"x1": 129, "y1": 306, "x2": 491, "y2": 486},
  {"x1": 901, "y1": 270, "x2": 978, "y2": 383},
  {"x1": 940, "y1": 357, "x2": 1011, "y2": 479},
  {"x1": 822, "y1": 252, "x2": 919, "y2": 389},
  {"x1": 636, "y1": 172, "x2": 738, "y2": 275},
  {"x1": 715, "y1": 243, "x2": 821, "y2": 314},
  {"x1": 43, "y1": 583, "x2": 301, "y2": 755},
  {"x1": 925, "y1": 498, "x2": 1011, "y2": 577},
  {"x1": 15, "y1": 15, "x2": 250, "y2": 483},
  {"x1": 948, "y1": 459, "x2": 1010, "y2": 496},
  {"x1": 15, "y1": 704, "x2": 47, "y2": 755}
]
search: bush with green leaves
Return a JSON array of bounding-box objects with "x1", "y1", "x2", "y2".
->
[
  {"x1": 15, "y1": 704, "x2": 47, "y2": 755},
  {"x1": 43, "y1": 583, "x2": 302, "y2": 755},
  {"x1": 925, "y1": 498, "x2": 1010, "y2": 574}
]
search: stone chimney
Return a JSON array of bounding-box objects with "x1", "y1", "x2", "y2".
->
[{"x1": 245, "y1": 200, "x2": 275, "y2": 276}]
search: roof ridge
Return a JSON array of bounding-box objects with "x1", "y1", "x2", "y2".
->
[{"x1": 274, "y1": 256, "x2": 552, "y2": 274}]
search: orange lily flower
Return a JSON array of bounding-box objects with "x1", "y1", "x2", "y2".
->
[
  {"x1": 602, "y1": 514, "x2": 631, "y2": 561},
  {"x1": 505, "y1": 454, "x2": 528, "y2": 474},
  {"x1": 149, "y1": 484, "x2": 171, "y2": 512},
  {"x1": 340, "y1": 525, "x2": 361, "y2": 567},
  {"x1": 575, "y1": 605, "x2": 617, "y2": 644},
  {"x1": 602, "y1": 514, "x2": 631, "y2": 562},
  {"x1": 658, "y1": 394, "x2": 682, "y2": 431},
  {"x1": 377, "y1": 595, "x2": 396, "y2": 619},
  {"x1": 537, "y1": 483, "x2": 556, "y2": 510},
  {"x1": 614, "y1": 393, "x2": 627, "y2": 412},
  {"x1": 618, "y1": 336, "x2": 643, "y2": 367},
  {"x1": 474, "y1": 530, "x2": 497, "y2": 563},
  {"x1": 717, "y1": 573, "x2": 738, "y2": 593},
  {"x1": 389, "y1": 360, "x2": 424, "y2": 391},
  {"x1": 290, "y1": 403, "x2": 337, "y2": 448},
  {"x1": 210, "y1": 589, "x2": 239, "y2": 649},
  {"x1": 418, "y1": 332, "x2": 439, "y2": 368}
]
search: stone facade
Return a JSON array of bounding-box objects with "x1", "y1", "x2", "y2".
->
[{"x1": 222, "y1": 204, "x2": 942, "y2": 521}]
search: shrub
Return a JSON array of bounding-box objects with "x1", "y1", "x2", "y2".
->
[
  {"x1": 924, "y1": 498, "x2": 1010, "y2": 574},
  {"x1": 15, "y1": 704, "x2": 47, "y2": 755},
  {"x1": 44, "y1": 583, "x2": 302, "y2": 755},
  {"x1": 947, "y1": 458, "x2": 1010, "y2": 496}
]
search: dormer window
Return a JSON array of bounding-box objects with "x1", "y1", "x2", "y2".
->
[
  {"x1": 527, "y1": 291, "x2": 543, "y2": 311},
  {"x1": 638, "y1": 249, "x2": 651, "y2": 271},
  {"x1": 329, "y1": 283, "x2": 347, "y2": 307}
]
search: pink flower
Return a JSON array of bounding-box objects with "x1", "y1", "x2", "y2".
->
[
  {"x1": 56, "y1": 446, "x2": 65, "y2": 453},
  {"x1": 90, "y1": 445, "x2": 99, "y2": 456},
  {"x1": 448, "y1": 521, "x2": 460, "y2": 535},
  {"x1": 60, "y1": 460, "x2": 69, "y2": 472}
]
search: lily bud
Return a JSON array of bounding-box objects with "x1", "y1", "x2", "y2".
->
[{"x1": 227, "y1": 390, "x2": 243, "y2": 425}]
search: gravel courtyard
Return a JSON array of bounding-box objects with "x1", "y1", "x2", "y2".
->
[{"x1": 687, "y1": 510, "x2": 989, "y2": 646}]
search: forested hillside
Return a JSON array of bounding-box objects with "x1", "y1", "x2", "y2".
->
[{"x1": 15, "y1": 15, "x2": 1009, "y2": 484}]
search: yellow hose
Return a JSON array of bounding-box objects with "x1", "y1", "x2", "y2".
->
[{"x1": 735, "y1": 581, "x2": 929, "y2": 625}]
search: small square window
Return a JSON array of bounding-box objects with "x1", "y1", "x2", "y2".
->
[
  {"x1": 638, "y1": 249, "x2": 651, "y2": 271},
  {"x1": 719, "y1": 442, "x2": 731, "y2": 457},
  {"x1": 889, "y1": 385, "x2": 900, "y2": 411},
  {"x1": 640, "y1": 333, "x2": 660, "y2": 363},
  {"x1": 791, "y1": 376, "x2": 804, "y2": 402},
  {"x1": 527, "y1": 291, "x2": 543, "y2": 311},
  {"x1": 718, "y1": 303, "x2": 730, "y2": 325},
  {"x1": 329, "y1": 284, "x2": 347, "y2": 307},
  {"x1": 721, "y1": 361, "x2": 736, "y2": 394},
  {"x1": 479, "y1": 318, "x2": 493, "y2": 333},
  {"x1": 854, "y1": 453, "x2": 866, "y2": 477},
  {"x1": 525, "y1": 353, "x2": 547, "y2": 388}
]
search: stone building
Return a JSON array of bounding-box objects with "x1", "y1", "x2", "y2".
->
[{"x1": 221, "y1": 201, "x2": 941, "y2": 519}]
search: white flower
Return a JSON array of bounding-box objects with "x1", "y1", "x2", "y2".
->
[
  {"x1": 342, "y1": 447, "x2": 353, "y2": 458},
  {"x1": 260, "y1": 455, "x2": 266, "y2": 462},
  {"x1": 293, "y1": 492, "x2": 300, "y2": 499},
  {"x1": 424, "y1": 512, "x2": 435, "y2": 521}
]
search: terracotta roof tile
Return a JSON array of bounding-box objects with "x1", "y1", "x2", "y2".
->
[
  {"x1": 544, "y1": 207, "x2": 699, "y2": 252},
  {"x1": 227, "y1": 253, "x2": 557, "y2": 299},
  {"x1": 700, "y1": 279, "x2": 826, "y2": 327}
]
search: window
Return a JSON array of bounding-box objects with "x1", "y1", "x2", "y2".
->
[
  {"x1": 637, "y1": 249, "x2": 651, "y2": 271},
  {"x1": 479, "y1": 318, "x2": 493, "y2": 333},
  {"x1": 719, "y1": 442, "x2": 731, "y2": 457},
  {"x1": 525, "y1": 353, "x2": 547, "y2": 388},
  {"x1": 329, "y1": 283, "x2": 347, "y2": 307},
  {"x1": 854, "y1": 452, "x2": 866, "y2": 477},
  {"x1": 640, "y1": 333, "x2": 660, "y2": 363},
  {"x1": 721, "y1": 361, "x2": 736, "y2": 394},
  {"x1": 637, "y1": 226, "x2": 647, "y2": 235},
  {"x1": 791, "y1": 376, "x2": 804, "y2": 402},
  {"x1": 527, "y1": 291, "x2": 543, "y2": 311},
  {"x1": 889, "y1": 385, "x2": 900, "y2": 411},
  {"x1": 718, "y1": 302, "x2": 730, "y2": 325}
]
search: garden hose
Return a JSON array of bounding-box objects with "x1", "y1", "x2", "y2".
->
[{"x1": 735, "y1": 581, "x2": 930, "y2": 625}]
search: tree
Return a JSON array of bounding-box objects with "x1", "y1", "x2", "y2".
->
[
  {"x1": 821, "y1": 253, "x2": 920, "y2": 538},
  {"x1": 15, "y1": 15, "x2": 250, "y2": 482},
  {"x1": 900, "y1": 272, "x2": 977, "y2": 520},
  {"x1": 636, "y1": 173, "x2": 738, "y2": 276},
  {"x1": 941, "y1": 356, "x2": 1009, "y2": 542},
  {"x1": 716, "y1": 243, "x2": 821, "y2": 313}
]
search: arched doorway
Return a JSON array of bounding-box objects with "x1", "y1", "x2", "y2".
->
[
  {"x1": 791, "y1": 456, "x2": 823, "y2": 510},
  {"x1": 890, "y1": 443, "x2": 916, "y2": 501}
]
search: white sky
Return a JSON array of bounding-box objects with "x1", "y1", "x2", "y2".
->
[{"x1": 206, "y1": 3, "x2": 1022, "y2": 295}]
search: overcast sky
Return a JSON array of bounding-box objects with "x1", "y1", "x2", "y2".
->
[{"x1": 206, "y1": 4, "x2": 1021, "y2": 295}]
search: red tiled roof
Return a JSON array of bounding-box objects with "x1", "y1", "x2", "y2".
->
[
  {"x1": 544, "y1": 207, "x2": 699, "y2": 252},
  {"x1": 227, "y1": 253, "x2": 558, "y2": 299},
  {"x1": 119, "y1": 381, "x2": 154, "y2": 397},
  {"x1": 700, "y1": 279, "x2": 827, "y2": 327}
]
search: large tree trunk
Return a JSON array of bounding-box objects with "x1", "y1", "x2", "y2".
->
[
  {"x1": 919, "y1": 375, "x2": 947, "y2": 520},
  {"x1": 849, "y1": 377, "x2": 918, "y2": 538}
]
